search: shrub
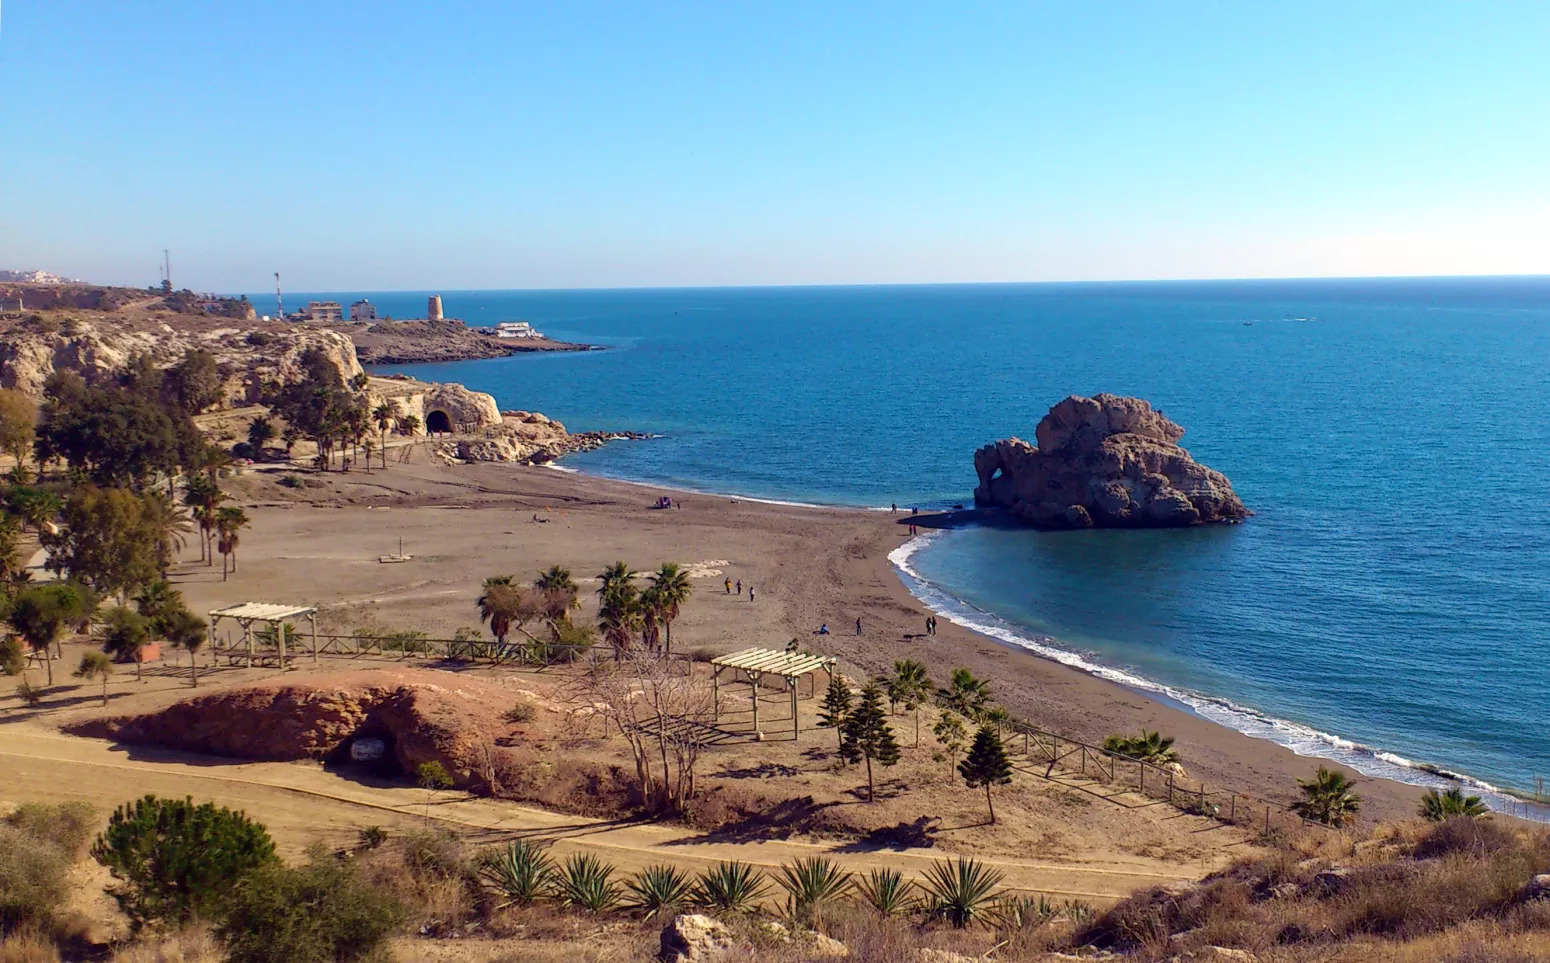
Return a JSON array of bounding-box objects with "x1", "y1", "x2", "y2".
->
[
  {"x1": 1413, "y1": 816, "x2": 1520, "y2": 860},
  {"x1": 91, "y1": 795, "x2": 277, "y2": 929},
  {"x1": 502, "y1": 701, "x2": 535, "y2": 724},
  {"x1": 217, "y1": 848, "x2": 403, "y2": 963},
  {"x1": 12, "y1": 680, "x2": 40, "y2": 707},
  {"x1": 553, "y1": 853, "x2": 620, "y2": 913},
  {"x1": 478, "y1": 840, "x2": 555, "y2": 909},
  {"x1": 0, "y1": 638, "x2": 24, "y2": 677},
  {"x1": 920, "y1": 857, "x2": 1004, "y2": 928},
  {"x1": 694, "y1": 861, "x2": 768, "y2": 913},
  {"x1": 357, "y1": 826, "x2": 388, "y2": 850},
  {"x1": 775, "y1": 856, "x2": 853, "y2": 926},
  {"x1": 244, "y1": 332, "x2": 273, "y2": 347},
  {"x1": 399, "y1": 830, "x2": 466, "y2": 881},
  {"x1": 0, "y1": 802, "x2": 96, "y2": 935},
  {"x1": 277, "y1": 474, "x2": 302, "y2": 489},
  {"x1": 857, "y1": 868, "x2": 917, "y2": 917},
  {"x1": 623, "y1": 864, "x2": 694, "y2": 919}
]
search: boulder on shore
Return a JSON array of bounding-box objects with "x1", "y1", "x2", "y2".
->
[{"x1": 973, "y1": 394, "x2": 1249, "y2": 530}]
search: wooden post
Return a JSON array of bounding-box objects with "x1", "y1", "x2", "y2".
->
[
  {"x1": 750, "y1": 672, "x2": 759, "y2": 733},
  {"x1": 310, "y1": 612, "x2": 318, "y2": 662},
  {"x1": 1265, "y1": 805, "x2": 1272, "y2": 835},
  {"x1": 1199, "y1": 784, "x2": 1206, "y2": 814},
  {"x1": 1230, "y1": 794, "x2": 1237, "y2": 822},
  {"x1": 1046, "y1": 736, "x2": 1058, "y2": 778},
  {"x1": 277, "y1": 620, "x2": 286, "y2": 667},
  {"x1": 244, "y1": 620, "x2": 253, "y2": 668},
  {"x1": 1080, "y1": 745, "x2": 1087, "y2": 774},
  {"x1": 1023, "y1": 732, "x2": 1029, "y2": 757},
  {"x1": 712, "y1": 665, "x2": 719, "y2": 722},
  {"x1": 1139, "y1": 760, "x2": 1144, "y2": 793},
  {"x1": 789, "y1": 676, "x2": 798, "y2": 741}
]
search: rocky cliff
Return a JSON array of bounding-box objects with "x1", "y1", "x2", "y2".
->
[
  {"x1": 973, "y1": 394, "x2": 1249, "y2": 529},
  {"x1": 0, "y1": 315, "x2": 363, "y2": 405}
]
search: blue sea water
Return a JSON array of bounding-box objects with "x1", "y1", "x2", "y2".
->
[{"x1": 273, "y1": 279, "x2": 1550, "y2": 800}]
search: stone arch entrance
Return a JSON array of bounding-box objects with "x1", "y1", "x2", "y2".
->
[{"x1": 425, "y1": 409, "x2": 453, "y2": 434}]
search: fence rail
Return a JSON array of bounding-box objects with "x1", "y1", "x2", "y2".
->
[
  {"x1": 1007, "y1": 720, "x2": 1325, "y2": 836},
  {"x1": 210, "y1": 632, "x2": 687, "y2": 669}
]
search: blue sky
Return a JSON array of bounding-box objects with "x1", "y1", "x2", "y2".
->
[{"x1": 3, "y1": 2, "x2": 1549, "y2": 291}]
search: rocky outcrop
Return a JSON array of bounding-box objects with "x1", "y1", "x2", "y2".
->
[
  {"x1": 973, "y1": 394, "x2": 1248, "y2": 529},
  {"x1": 66, "y1": 669, "x2": 518, "y2": 792},
  {"x1": 659, "y1": 914, "x2": 735, "y2": 963},
  {"x1": 341, "y1": 318, "x2": 593, "y2": 364},
  {"x1": 433, "y1": 410, "x2": 648, "y2": 465},
  {"x1": 0, "y1": 316, "x2": 363, "y2": 405}
]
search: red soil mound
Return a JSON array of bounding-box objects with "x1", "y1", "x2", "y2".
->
[{"x1": 67, "y1": 668, "x2": 521, "y2": 792}]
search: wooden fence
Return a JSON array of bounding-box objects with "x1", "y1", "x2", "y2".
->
[{"x1": 1006, "y1": 720, "x2": 1326, "y2": 836}]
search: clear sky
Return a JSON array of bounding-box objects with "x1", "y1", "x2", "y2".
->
[{"x1": 3, "y1": 2, "x2": 1549, "y2": 291}]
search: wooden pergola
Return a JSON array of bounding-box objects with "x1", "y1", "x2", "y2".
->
[
  {"x1": 710, "y1": 647, "x2": 837, "y2": 740},
  {"x1": 209, "y1": 602, "x2": 319, "y2": 668}
]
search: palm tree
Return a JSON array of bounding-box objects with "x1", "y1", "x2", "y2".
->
[
  {"x1": 1420, "y1": 787, "x2": 1489, "y2": 822},
  {"x1": 647, "y1": 563, "x2": 692, "y2": 654},
  {"x1": 74, "y1": 650, "x2": 114, "y2": 706},
  {"x1": 215, "y1": 506, "x2": 249, "y2": 581},
  {"x1": 887, "y1": 659, "x2": 933, "y2": 746},
  {"x1": 534, "y1": 566, "x2": 580, "y2": 616},
  {"x1": 141, "y1": 491, "x2": 193, "y2": 575},
  {"x1": 398, "y1": 414, "x2": 421, "y2": 437},
  {"x1": 1103, "y1": 730, "x2": 1179, "y2": 766},
  {"x1": 372, "y1": 403, "x2": 396, "y2": 469},
  {"x1": 1292, "y1": 767, "x2": 1362, "y2": 827},
  {"x1": 638, "y1": 585, "x2": 663, "y2": 651},
  {"x1": 938, "y1": 667, "x2": 992, "y2": 721},
  {"x1": 478, "y1": 575, "x2": 521, "y2": 648},
  {"x1": 598, "y1": 561, "x2": 633, "y2": 599},
  {"x1": 183, "y1": 474, "x2": 224, "y2": 565}
]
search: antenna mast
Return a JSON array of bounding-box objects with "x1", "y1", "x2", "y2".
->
[
  {"x1": 164, "y1": 249, "x2": 171, "y2": 289},
  {"x1": 275, "y1": 272, "x2": 282, "y2": 320}
]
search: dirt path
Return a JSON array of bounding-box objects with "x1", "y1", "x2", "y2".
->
[{"x1": 1, "y1": 725, "x2": 1208, "y2": 905}]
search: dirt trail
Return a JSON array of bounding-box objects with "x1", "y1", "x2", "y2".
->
[{"x1": 0, "y1": 725, "x2": 1210, "y2": 904}]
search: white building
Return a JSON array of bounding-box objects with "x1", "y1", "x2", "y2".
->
[
  {"x1": 495, "y1": 321, "x2": 544, "y2": 339},
  {"x1": 349, "y1": 298, "x2": 377, "y2": 321}
]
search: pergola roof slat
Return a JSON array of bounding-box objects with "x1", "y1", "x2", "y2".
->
[
  {"x1": 711, "y1": 647, "x2": 836, "y2": 679},
  {"x1": 209, "y1": 602, "x2": 317, "y2": 622}
]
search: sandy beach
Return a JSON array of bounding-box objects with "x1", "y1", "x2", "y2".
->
[{"x1": 174, "y1": 453, "x2": 1425, "y2": 823}]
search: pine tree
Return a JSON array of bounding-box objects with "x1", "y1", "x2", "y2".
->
[
  {"x1": 841, "y1": 682, "x2": 902, "y2": 803},
  {"x1": 959, "y1": 726, "x2": 1014, "y2": 824},
  {"x1": 817, "y1": 674, "x2": 852, "y2": 752}
]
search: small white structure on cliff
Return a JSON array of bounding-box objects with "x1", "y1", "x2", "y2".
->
[
  {"x1": 494, "y1": 321, "x2": 543, "y2": 339},
  {"x1": 349, "y1": 299, "x2": 377, "y2": 321}
]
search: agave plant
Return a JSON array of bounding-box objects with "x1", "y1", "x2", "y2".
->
[
  {"x1": 1102, "y1": 729, "x2": 1179, "y2": 766},
  {"x1": 1292, "y1": 766, "x2": 1362, "y2": 827},
  {"x1": 1419, "y1": 787, "x2": 1490, "y2": 822},
  {"x1": 554, "y1": 853, "x2": 622, "y2": 912},
  {"x1": 1061, "y1": 899, "x2": 1095, "y2": 926},
  {"x1": 624, "y1": 864, "x2": 695, "y2": 919},
  {"x1": 479, "y1": 839, "x2": 557, "y2": 908},
  {"x1": 920, "y1": 857, "x2": 1005, "y2": 928},
  {"x1": 775, "y1": 856, "x2": 853, "y2": 925},
  {"x1": 857, "y1": 868, "x2": 918, "y2": 917},
  {"x1": 693, "y1": 861, "x2": 769, "y2": 913},
  {"x1": 985, "y1": 894, "x2": 1058, "y2": 933}
]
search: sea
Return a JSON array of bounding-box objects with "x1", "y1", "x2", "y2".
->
[{"x1": 259, "y1": 279, "x2": 1550, "y2": 808}]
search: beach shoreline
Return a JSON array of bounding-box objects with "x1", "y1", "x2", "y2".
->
[{"x1": 190, "y1": 453, "x2": 1454, "y2": 826}]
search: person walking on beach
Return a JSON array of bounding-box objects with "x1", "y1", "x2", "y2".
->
[
  {"x1": 748, "y1": 584, "x2": 755, "y2": 602},
  {"x1": 855, "y1": 617, "x2": 862, "y2": 636},
  {"x1": 891, "y1": 503, "x2": 897, "y2": 514},
  {"x1": 725, "y1": 577, "x2": 732, "y2": 594},
  {"x1": 735, "y1": 579, "x2": 742, "y2": 596}
]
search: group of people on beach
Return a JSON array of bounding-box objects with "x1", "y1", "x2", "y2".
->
[{"x1": 723, "y1": 577, "x2": 754, "y2": 601}]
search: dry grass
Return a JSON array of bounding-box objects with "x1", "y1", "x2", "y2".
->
[
  {"x1": 107, "y1": 927, "x2": 220, "y2": 963},
  {"x1": 1076, "y1": 817, "x2": 1550, "y2": 959}
]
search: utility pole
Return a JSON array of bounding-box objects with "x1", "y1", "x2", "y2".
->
[
  {"x1": 275, "y1": 271, "x2": 283, "y2": 321},
  {"x1": 162, "y1": 250, "x2": 172, "y2": 293}
]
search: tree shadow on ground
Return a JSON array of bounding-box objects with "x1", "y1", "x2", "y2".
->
[
  {"x1": 663, "y1": 795, "x2": 843, "y2": 846},
  {"x1": 832, "y1": 816, "x2": 940, "y2": 853}
]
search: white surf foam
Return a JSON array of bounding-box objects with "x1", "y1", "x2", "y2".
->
[{"x1": 888, "y1": 531, "x2": 1546, "y2": 821}]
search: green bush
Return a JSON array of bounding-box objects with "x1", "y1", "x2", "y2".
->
[
  {"x1": 218, "y1": 847, "x2": 402, "y2": 963},
  {"x1": 0, "y1": 637, "x2": 24, "y2": 676},
  {"x1": 502, "y1": 701, "x2": 535, "y2": 724},
  {"x1": 0, "y1": 802, "x2": 95, "y2": 935},
  {"x1": 91, "y1": 795, "x2": 277, "y2": 929}
]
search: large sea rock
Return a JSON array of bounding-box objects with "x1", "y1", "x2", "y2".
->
[{"x1": 973, "y1": 394, "x2": 1249, "y2": 529}]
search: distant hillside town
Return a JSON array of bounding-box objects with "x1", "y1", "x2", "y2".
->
[{"x1": 0, "y1": 268, "x2": 82, "y2": 284}]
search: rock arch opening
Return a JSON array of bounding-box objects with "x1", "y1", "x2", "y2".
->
[{"x1": 425, "y1": 409, "x2": 452, "y2": 434}]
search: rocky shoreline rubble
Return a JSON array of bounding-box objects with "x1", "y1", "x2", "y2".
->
[{"x1": 433, "y1": 410, "x2": 651, "y2": 465}]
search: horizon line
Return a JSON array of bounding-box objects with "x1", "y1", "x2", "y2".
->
[{"x1": 225, "y1": 271, "x2": 1550, "y2": 297}]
